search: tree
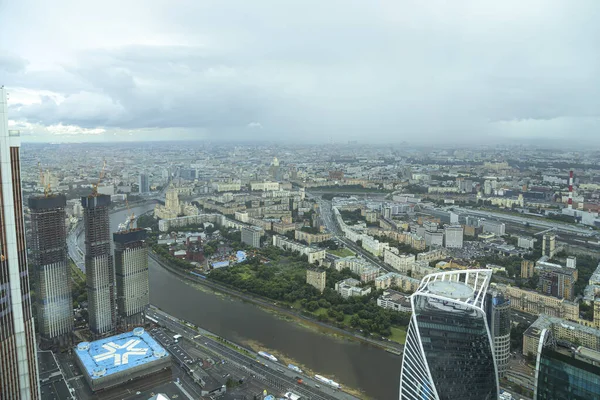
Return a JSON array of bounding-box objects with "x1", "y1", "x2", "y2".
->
[{"x1": 306, "y1": 301, "x2": 319, "y2": 312}]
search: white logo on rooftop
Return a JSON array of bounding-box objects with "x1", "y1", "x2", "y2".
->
[{"x1": 93, "y1": 339, "x2": 147, "y2": 366}]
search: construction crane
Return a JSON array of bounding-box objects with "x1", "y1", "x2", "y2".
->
[
  {"x1": 91, "y1": 159, "x2": 107, "y2": 196},
  {"x1": 118, "y1": 198, "x2": 137, "y2": 232},
  {"x1": 38, "y1": 162, "x2": 52, "y2": 197}
]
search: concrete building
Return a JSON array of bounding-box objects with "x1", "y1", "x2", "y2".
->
[
  {"x1": 424, "y1": 230, "x2": 444, "y2": 247},
  {"x1": 482, "y1": 220, "x2": 506, "y2": 236},
  {"x1": 250, "y1": 181, "x2": 280, "y2": 191},
  {"x1": 501, "y1": 285, "x2": 579, "y2": 321},
  {"x1": 517, "y1": 236, "x2": 536, "y2": 249},
  {"x1": 334, "y1": 278, "x2": 371, "y2": 298},
  {"x1": 241, "y1": 226, "x2": 262, "y2": 248},
  {"x1": 416, "y1": 248, "x2": 448, "y2": 264},
  {"x1": 0, "y1": 92, "x2": 40, "y2": 400},
  {"x1": 29, "y1": 194, "x2": 73, "y2": 346},
  {"x1": 542, "y1": 233, "x2": 556, "y2": 258},
  {"x1": 138, "y1": 173, "x2": 149, "y2": 194},
  {"x1": 377, "y1": 289, "x2": 411, "y2": 312},
  {"x1": 332, "y1": 256, "x2": 380, "y2": 282},
  {"x1": 374, "y1": 272, "x2": 420, "y2": 292},
  {"x1": 114, "y1": 229, "x2": 149, "y2": 330},
  {"x1": 272, "y1": 235, "x2": 326, "y2": 264},
  {"x1": 306, "y1": 268, "x2": 326, "y2": 293},
  {"x1": 215, "y1": 182, "x2": 241, "y2": 192},
  {"x1": 74, "y1": 328, "x2": 171, "y2": 392},
  {"x1": 294, "y1": 230, "x2": 332, "y2": 245},
  {"x1": 537, "y1": 260, "x2": 578, "y2": 301},
  {"x1": 486, "y1": 292, "x2": 511, "y2": 378},
  {"x1": 521, "y1": 260, "x2": 535, "y2": 279},
  {"x1": 444, "y1": 225, "x2": 464, "y2": 248},
  {"x1": 523, "y1": 315, "x2": 600, "y2": 358},
  {"x1": 82, "y1": 194, "x2": 116, "y2": 336},
  {"x1": 383, "y1": 249, "x2": 415, "y2": 272}
]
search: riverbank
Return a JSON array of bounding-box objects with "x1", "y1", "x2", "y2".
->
[{"x1": 150, "y1": 251, "x2": 405, "y2": 354}]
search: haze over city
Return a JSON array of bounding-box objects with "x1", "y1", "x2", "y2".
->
[{"x1": 1, "y1": 0, "x2": 600, "y2": 144}]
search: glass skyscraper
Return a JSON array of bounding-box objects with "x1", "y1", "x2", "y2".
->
[
  {"x1": 535, "y1": 329, "x2": 600, "y2": 400},
  {"x1": 399, "y1": 269, "x2": 498, "y2": 400},
  {"x1": 0, "y1": 87, "x2": 40, "y2": 399}
]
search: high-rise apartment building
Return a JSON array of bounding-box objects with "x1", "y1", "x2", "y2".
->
[
  {"x1": 29, "y1": 194, "x2": 73, "y2": 346},
  {"x1": 82, "y1": 194, "x2": 116, "y2": 336},
  {"x1": 521, "y1": 259, "x2": 535, "y2": 279},
  {"x1": 114, "y1": 229, "x2": 149, "y2": 329},
  {"x1": 534, "y1": 328, "x2": 600, "y2": 400},
  {"x1": 306, "y1": 268, "x2": 326, "y2": 293},
  {"x1": 542, "y1": 233, "x2": 556, "y2": 258},
  {"x1": 399, "y1": 269, "x2": 498, "y2": 400},
  {"x1": 486, "y1": 291, "x2": 511, "y2": 378},
  {"x1": 241, "y1": 226, "x2": 261, "y2": 248},
  {"x1": 443, "y1": 225, "x2": 464, "y2": 248},
  {"x1": 138, "y1": 173, "x2": 149, "y2": 194},
  {"x1": 537, "y1": 260, "x2": 578, "y2": 301},
  {"x1": 0, "y1": 87, "x2": 40, "y2": 399},
  {"x1": 482, "y1": 220, "x2": 506, "y2": 236}
]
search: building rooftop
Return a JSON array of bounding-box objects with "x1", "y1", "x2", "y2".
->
[
  {"x1": 74, "y1": 328, "x2": 169, "y2": 380},
  {"x1": 525, "y1": 314, "x2": 600, "y2": 339}
]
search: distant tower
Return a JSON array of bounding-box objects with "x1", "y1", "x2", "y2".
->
[
  {"x1": 82, "y1": 194, "x2": 116, "y2": 336},
  {"x1": 568, "y1": 169, "x2": 574, "y2": 209},
  {"x1": 542, "y1": 233, "x2": 556, "y2": 258},
  {"x1": 29, "y1": 194, "x2": 73, "y2": 346},
  {"x1": 165, "y1": 184, "x2": 180, "y2": 213},
  {"x1": 0, "y1": 87, "x2": 41, "y2": 399},
  {"x1": 138, "y1": 173, "x2": 149, "y2": 194},
  {"x1": 114, "y1": 229, "x2": 149, "y2": 330}
]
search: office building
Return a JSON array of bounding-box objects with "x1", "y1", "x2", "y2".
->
[
  {"x1": 399, "y1": 269, "x2": 498, "y2": 400},
  {"x1": 29, "y1": 194, "x2": 73, "y2": 346},
  {"x1": 521, "y1": 260, "x2": 535, "y2": 279},
  {"x1": 482, "y1": 220, "x2": 506, "y2": 236},
  {"x1": 241, "y1": 226, "x2": 262, "y2": 248},
  {"x1": 74, "y1": 328, "x2": 171, "y2": 392},
  {"x1": 306, "y1": 268, "x2": 326, "y2": 293},
  {"x1": 114, "y1": 229, "x2": 149, "y2": 330},
  {"x1": 537, "y1": 260, "x2": 578, "y2": 301},
  {"x1": 138, "y1": 173, "x2": 149, "y2": 194},
  {"x1": 0, "y1": 87, "x2": 40, "y2": 399},
  {"x1": 542, "y1": 233, "x2": 556, "y2": 258},
  {"x1": 444, "y1": 225, "x2": 464, "y2": 248},
  {"x1": 82, "y1": 194, "x2": 116, "y2": 336},
  {"x1": 534, "y1": 329, "x2": 600, "y2": 400},
  {"x1": 486, "y1": 292, "x2": 511, "y2": 378}
]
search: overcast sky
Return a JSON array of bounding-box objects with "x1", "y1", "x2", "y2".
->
[{"x1": 1, "y1": 0, "x2": 599, "y2": 144}]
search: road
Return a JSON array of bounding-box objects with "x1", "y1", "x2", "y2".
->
[
  {"x1": 316, "y1": 197, "x2": 394, "y2": 273},
  {"x1": 452, "y1": 206, "x2": 596, "y2": 237},
  {"x1": 147, "y1": 307, "x2": 362, "y2": 400}
]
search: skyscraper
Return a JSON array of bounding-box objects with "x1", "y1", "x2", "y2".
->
[
  {"x1": 82, "y1": 194, "x2": 116, "y2": 336},
  {"x1": 534, "y1": 328, "x2": 600, "y2": 400},
  {"x1": 486, "y1": 291, "x2": 511, "y2": 378},
  {"x1": 138, "y1": 173, "x2": 149, "y2": 194},
  {"x1": 542, "y1": 233, "x2": 556, "y2": 258},
  {"x1": 113, "y1": 228, "x2": 149, "y2": 330},
  {"x1": 399, "y1": 269, "x2": 498, "y2": 400},
  {"x1": 29, "y1": 194, "x2": 73, "y2": 346},
  {"x1": 0, "y1": 87, "x2": 40, "y2": 399}
]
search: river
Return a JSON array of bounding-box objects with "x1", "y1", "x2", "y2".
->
[{"x1": 82, "y1": 204, "x2": 402, "y2": 399}]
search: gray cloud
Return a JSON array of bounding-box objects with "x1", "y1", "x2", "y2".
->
[{"x1": 1, "y1": 0, "x2": 600, "y2": 143}]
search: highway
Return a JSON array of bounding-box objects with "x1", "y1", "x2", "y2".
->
[
  {"x1": 147, "y1": 307, "x2": 362, "y2": 400},
  {"x1": 316, "y1": 198, "x2": 394, "y2": 273}
]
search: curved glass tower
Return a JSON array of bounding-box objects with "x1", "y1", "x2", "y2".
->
[{"x1": 399, "y1": 269, "x2": 498, "y2": 400}]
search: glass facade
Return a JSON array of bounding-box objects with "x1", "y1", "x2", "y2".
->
[
  {"x1": 536, "y1": 349, "x2": 600, "y2": 400},
  {"x1": 414, "y1": 294, "x2": 498, "y2": 400}
]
